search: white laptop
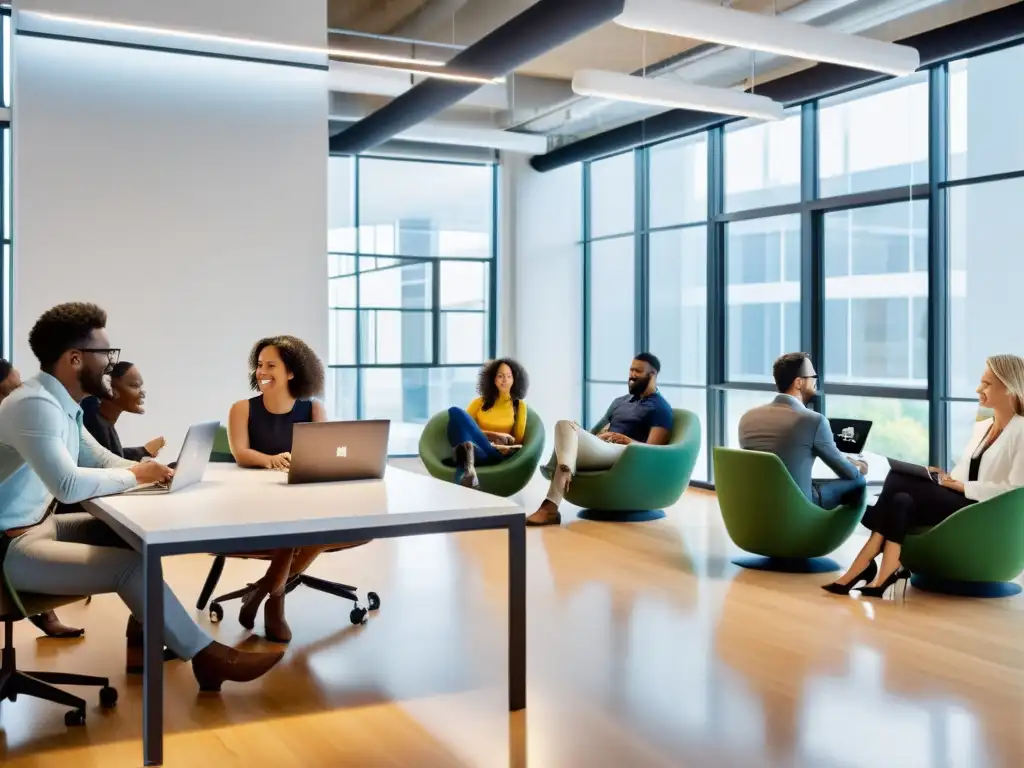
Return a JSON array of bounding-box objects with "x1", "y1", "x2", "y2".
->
[{"x1": 122, "y1": 421, "x2": 220, "y2": 495}]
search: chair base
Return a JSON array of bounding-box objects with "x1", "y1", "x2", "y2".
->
[
  {"x1": 732, "y1": 555, "x2": 841, "y2": 573},
  {"x1": 909, "y1": 573, "x2": 1023, "y2": 598},
  {"x1": 2, "y1": 625, "x2": 115, "y2": 723},
  {"x1": 576, "y1": 508, "x2": 666, "y2": 523}
]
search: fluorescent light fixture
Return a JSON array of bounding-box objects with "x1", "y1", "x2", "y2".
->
[
  {"x1": 572, "y1": 69, "x2": 785, "y2": 121},
  {"x1": 25, "y1": 11, "x2": 509, "y2": 80},
  {"x1": 616, "y1": 0, "x2": 921, "y2": 77}
]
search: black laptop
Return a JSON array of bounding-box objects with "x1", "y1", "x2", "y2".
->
[{"x1": 830, "y1": 418, "x2": 872, "y2": 454}]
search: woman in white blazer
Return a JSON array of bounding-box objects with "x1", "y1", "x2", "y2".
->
[{"x1": 824, "y1": 354, "x2": 1024, "y2": 598}]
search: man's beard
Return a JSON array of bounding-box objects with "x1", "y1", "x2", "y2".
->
[
  {"x1": 628, "y1": 375, "x2": 651, "y2": 396},
  {"x1": 80, "y1": 367, "x2": 112, "y2": 400}
]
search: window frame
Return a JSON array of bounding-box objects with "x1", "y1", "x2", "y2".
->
[
  {"x1": 328, "y1": 155, "x2": 499, "y2": 456},
  {"x1": 581, "y1": 39, "x2": 1024, "y2": 488}
]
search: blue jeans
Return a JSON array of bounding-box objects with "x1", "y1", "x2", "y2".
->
[
  {"x1": 813, "y1": 474, "x2": 867, "y2": 510},
  {"x1": 447, "y1": 407, "x2": 501, "y2": 464}
]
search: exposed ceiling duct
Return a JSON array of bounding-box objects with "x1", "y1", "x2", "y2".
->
[
  {"x1": 529, "y1": 2, "x2": 1024, "y2": 172},
  {"x1": 329, "y1": 0, "x2": 627, "y2": 155}
]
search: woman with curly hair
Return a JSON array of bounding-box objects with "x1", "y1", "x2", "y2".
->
[
  {"x1": 226, "y1": 335, "x2": 364, "y2": 643},
  {"x1": 447, "y1": 357, "x2": 530, "y2": 488}
]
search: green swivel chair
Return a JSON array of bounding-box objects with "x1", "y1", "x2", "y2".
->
[
  {"x1": 539, "y1": 409, "x2": 702, "y2": 522},
  {"x1": 901, "y1": 487, "x2": 1024, "y2": 597},
  {"x1": 713, "y1": 447, "x2": 867, "y2": 572},
  {"x1": 418, "y1": 407, "x2": 545, "y2": 497},
  {"x1": 0, "y1": 572, "x2": 117, "y2": 725}
]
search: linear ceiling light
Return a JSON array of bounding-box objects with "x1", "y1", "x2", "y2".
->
[
  {"x1": 27, "y1": 11, "x2": 508, "y2": 81},
  {"x1": 572, "y1": 69, "x2": 785, "y2": 121},
  {"x1": 616, "y1": 0, "x2": 921, "y2": 77}
]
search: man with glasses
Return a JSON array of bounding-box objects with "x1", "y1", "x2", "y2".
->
[
  {"x1": 0, "y1": 302, "x2": 283, "y2": 691},
  {"x1": 738, "y1": 352, "x2": 867, "y2": 510}
]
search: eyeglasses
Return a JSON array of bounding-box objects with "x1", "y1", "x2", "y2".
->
[{"x1": 80, "y1": 347, "x2": 121, "y2": 365}]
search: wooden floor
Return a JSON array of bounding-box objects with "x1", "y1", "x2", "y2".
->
[{"x1": 2, "y1": 460, "x2": 1023, "y2": 767}]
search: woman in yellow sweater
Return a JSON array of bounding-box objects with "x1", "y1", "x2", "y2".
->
[{"x1": 448, "y1": 357, "x2": 530, "y2": 487}]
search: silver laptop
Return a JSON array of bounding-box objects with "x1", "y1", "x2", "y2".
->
[
  {"x1": 123, "y1": 421, "x2": 220, "y2": 495},
  {"x1": 288, "y1": 420, "x2": 390, "y2": 484}
]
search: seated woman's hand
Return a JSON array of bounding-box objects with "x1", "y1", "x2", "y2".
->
[
  {"x1": 144, "y1": 436, "x2": 166, "y2": 457},
  {"x1": 268, "y1": 452, "x2": 291, "y2": 471},
  {"x1": 937, "y1": 471, "x2": 965, "y2": 494},
  {"x1": 489, "y1": 432, "x2": 515, "y2": 446}
]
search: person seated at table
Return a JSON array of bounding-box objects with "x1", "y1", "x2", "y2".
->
[
  {"x1": 82, "y1": 361, "x2": 166, "y2": 461},
  {"x1": 227, "y1": 335, "x2": 367, "y2": 643},
  {"x1": 0, "y1": 303, "x2": 283, "y2": 690},
  {"x1": 447, "y1": 357, "x2": 530, "y2": 488},
  {"x1": 527, "y1": 353, "x2": 673, "y2": 527},
  {"x1": 738, "y1": 352, "x2": 867, "y2": 511},
  {"x1": 0, "y1": 358, "x2": 83, "y2": 640},
  {"x1": 825, "y1": 354, "x2": 1024, "y2": 597}
]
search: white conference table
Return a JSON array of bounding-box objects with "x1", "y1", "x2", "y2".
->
[{"x1": 84, "y1": 464, "x2": 526, "y2": 767}]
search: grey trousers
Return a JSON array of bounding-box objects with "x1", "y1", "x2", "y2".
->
[{"x1": 3, "y1": 513, "x2": 211, "y2": 660}]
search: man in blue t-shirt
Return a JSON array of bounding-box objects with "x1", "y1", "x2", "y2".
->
[{"x1": 527, "y1": 352, "x2": 674, "y2": 526}]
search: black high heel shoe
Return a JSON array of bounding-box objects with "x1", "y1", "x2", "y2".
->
[
  {"x1": 821, "y1": 560, "x2": 878, "y2": 595},
  {"x1": 858, "y1": 566, "x2": 912, "y2": 599}
]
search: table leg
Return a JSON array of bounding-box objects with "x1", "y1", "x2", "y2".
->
[
  {"x1": 143, "y1": 548, "x2": 165, "y2": 766},
  {"x1": 508, "y1": 515, "x2": 526, "y2": 711}
]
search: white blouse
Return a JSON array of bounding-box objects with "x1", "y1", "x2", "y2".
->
[{"x1": 949, "y1": 414, "x2": 1024, "y2": 502}]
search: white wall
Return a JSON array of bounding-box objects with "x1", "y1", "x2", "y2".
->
[
  {"x1": 503, "y1": 153, "x2": 583, "y2": 448},
  {"x1": 13, "y1": 1, "x2": 327, "y2": 453}
]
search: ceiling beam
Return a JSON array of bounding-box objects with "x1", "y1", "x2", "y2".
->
[{"x1": 330, "y1": 0, "x2": 626, "y2": 155}]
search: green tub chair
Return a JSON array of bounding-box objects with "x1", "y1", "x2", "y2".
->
[
  {"x1": 418, "y1": 407, "x2": 545, "y2": 497},
  {"x1": 538, "y1": 408, "x2": 702, "y2": 522},
  {"x1": 713, "y1": 447, "x2": 868, "y2": 572},
  {"x1": 901, "y1": 487, "x2": 1024, "y2": 597},
  {"x1": 210, "y1": 424, "x2": 233, "y2": 463}
]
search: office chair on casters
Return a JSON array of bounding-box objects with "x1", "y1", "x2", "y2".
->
[
  {"x1": 1, "y1": 573, "x2": 117, "y2": 726},
  {"x1": 196, "y1": 553, "x2": 380, "y2": 627},
  {"x1": 196, "y1": 427, "x2": 381, "y2": 627}
]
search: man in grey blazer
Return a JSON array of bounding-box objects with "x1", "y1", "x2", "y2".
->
[{"x1": 738, "y1": 353, "x2": 867, "y2": 509}]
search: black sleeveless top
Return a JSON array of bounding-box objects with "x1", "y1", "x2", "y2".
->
[
  {"x1": 968, "y1": 427, "x2": 997, "y2": 482},
  {"x1": 247, "y1": 395, "x2": 314, "y2": 456}
]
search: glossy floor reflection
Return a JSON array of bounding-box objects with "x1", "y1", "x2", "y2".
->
[{"x1": 1, "y1": 460, "x2": 1021, "y2": 767}]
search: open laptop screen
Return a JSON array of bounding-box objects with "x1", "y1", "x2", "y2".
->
[{"x1": 830, "y1": 418, "x2": 872, "y2": 454}]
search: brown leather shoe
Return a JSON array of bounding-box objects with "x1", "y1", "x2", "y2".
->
[
  {"x1": 525, "y1": 501, "x2": 562, "y2": 527},
  {"x1": 238, "y1": 582, "x2": 269, "y2": 631},
  {"x1": 125, "y1": 616, "x2": 182, "y2": 674},
  {"x1": 263, "y1": 594, "x2": 292, "y2": 644},
  {"x1": 191, "y1": 641, "x2": 285, "y2": 692}
]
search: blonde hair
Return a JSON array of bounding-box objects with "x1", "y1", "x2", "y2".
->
[{"x1": 986, "y1": 354, "x2": 1024, "y2": 416}]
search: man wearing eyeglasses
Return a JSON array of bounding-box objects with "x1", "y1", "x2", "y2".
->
[
  {"x1": 0, "y1": 302, "x2": 283, "y2": 691},
  {"x1": 738, "y1": 352, "x2": 867, "y2": 510}
]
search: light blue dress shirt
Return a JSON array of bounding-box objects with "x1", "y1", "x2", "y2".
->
[{"x1": 0, "y1": 372, "x2": 137, "y2": 531}]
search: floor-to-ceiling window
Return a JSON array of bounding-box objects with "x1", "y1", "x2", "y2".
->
[
  {"x1": 581, "y1": 38, "x2": 1024, "y2": 486},
  {"x1": 584, "y1": 151, "x2": 637, "y2": 426},
  {"x1": 327, "y1": 155, "x2": 497, "y2": 455},
  {"x1": 2, "y1": 9, "x2": 12, "y2": 359},
  {"x1": 945, "y1": 43, "x2": 1024, "y2": 459}
]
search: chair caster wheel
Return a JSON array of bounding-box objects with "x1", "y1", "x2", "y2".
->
[
  {"x1": 209, "y1": 603, "x2": 224, "y2": 623},
  {"x1": 350, "y1": 606, "x2": 368, "y2": 625},
  {"x1": 65, "y1": 709, "x2": 86, "y2": 727},
  {"x1": 7, "y1": 692, "x2": 16, "y2": 702},
  {"x1": 99, "y1": 686, "x2": 118, "y2": 709},
  {"x1": 367, "y1": 592, "x2": 381, "y2": 611}
]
